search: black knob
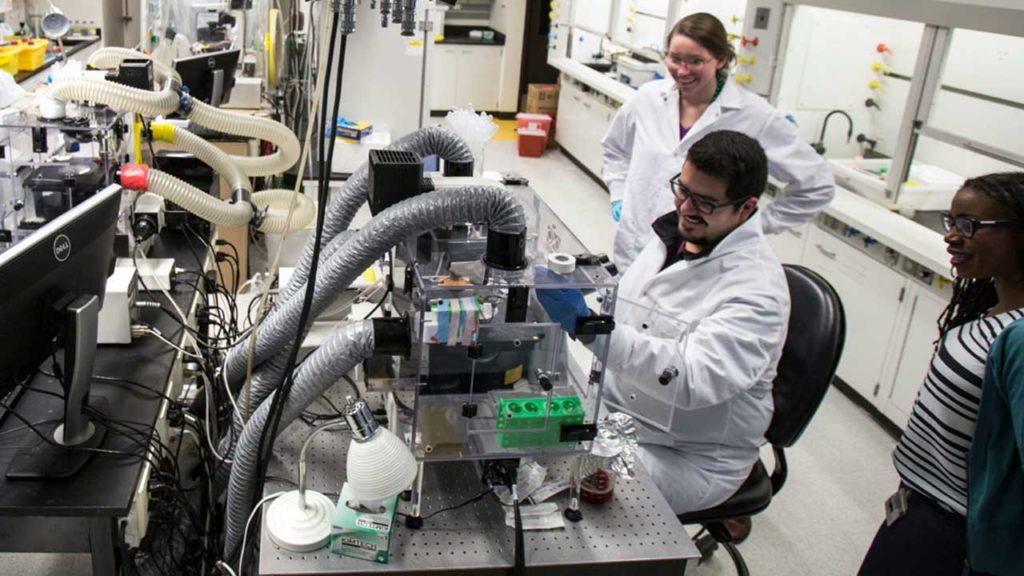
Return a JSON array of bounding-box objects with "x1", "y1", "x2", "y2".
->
[
  {"x1": 658, "y1": 367, "x2": 679, "y2": 386},
  {"x1": 536, "y1": 370, "x2": 553, "y2": 392}
]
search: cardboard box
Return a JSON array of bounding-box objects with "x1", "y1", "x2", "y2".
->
[
  {"x1": 336, "y1": 121, "x2": 374, "y2": 142},
  {"x1": 330, "y1": 483, "x2": 398, "y2": 564},
  {"x1": 525, "y1": 83, "x2": 559, "y2": 114}
]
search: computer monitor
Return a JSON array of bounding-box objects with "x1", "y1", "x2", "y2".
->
[
  {"x1": 0, "y1": 184, "x2": 122, "y2": 479},
  {"x1": 173, "y1": 49, "x2": 241, "y2": 107}
]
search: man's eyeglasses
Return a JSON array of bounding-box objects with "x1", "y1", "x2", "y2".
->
[
  {"x1": 941, "y1": 212, "x2": 1021, "y2": 239},
  {"x1": 670, "y1": 175, "x2": 750, "y2": 215}
]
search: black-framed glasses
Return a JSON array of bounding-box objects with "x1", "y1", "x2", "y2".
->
[
  {"x1": 669, "y1": 175, "x2": 750, "y2": 215},
  {"x1": 941, "y1": 212, "x2": 1021, "y2": 239}
]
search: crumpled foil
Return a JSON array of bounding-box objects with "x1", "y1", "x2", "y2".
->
[{"x1": 590, "y1": 412, "x2": 638, "y2": 479}]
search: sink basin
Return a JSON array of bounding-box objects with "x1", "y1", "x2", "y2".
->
[
  {"x1": 583, "y1": 61, "x2": 614, "y2": 73},
  {"x1": 829, "y1": 158, "x2": 964, "y2": 213}
]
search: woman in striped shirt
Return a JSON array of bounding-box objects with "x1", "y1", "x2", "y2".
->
[{"x1": 859, "y1": 172, "x2": 1024, "y2": 576}]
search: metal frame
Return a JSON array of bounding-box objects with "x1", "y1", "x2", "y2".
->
[{"x1": 886, "y1": 25, "x2": 950, "y2": 201}]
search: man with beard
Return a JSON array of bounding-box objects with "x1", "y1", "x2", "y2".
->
[{"x1": 539, "y1": 130, "x2": 790, "y2": 529}]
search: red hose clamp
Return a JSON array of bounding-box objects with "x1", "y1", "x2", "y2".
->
[{"x1": 120, "y1": 164, "x2": 150, "y2": 191}]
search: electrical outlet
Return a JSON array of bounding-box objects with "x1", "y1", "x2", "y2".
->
[{"x1": 754, "y1": 7, "x2": 771, "y2": 30}]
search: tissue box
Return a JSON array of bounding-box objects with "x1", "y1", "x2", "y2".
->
[
  {"x1": 330, "y1": 483, "x2": 398, "y2": 564},
  {"x1": 336, "y1": 121, "x2": 374, "y2": 142}
]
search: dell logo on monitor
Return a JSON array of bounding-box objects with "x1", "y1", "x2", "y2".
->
[{"x1": 53, "y1": 234, "x2": 71, "y2": 262}]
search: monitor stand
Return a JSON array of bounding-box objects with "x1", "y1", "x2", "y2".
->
[{"x1": 6, "y1": 294, "x2": 108, "y2": 480}]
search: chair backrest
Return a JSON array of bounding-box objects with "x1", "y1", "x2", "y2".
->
[{"x1": 766, "y1": 265, "x2": 846, "y2": 448}]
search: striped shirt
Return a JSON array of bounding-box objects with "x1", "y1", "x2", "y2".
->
[{"x1": 893, "y1": 308, "x2": 1024, "y2": 515}]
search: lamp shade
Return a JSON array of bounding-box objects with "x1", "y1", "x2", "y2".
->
[
  {"x1": 346, "y1": 425, "x2": 418, "y2": 501},
  {"x1": 343, "y1": 397, "x2": 418, "y2": 501}
]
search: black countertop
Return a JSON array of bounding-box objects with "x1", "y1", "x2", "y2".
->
[
  {"x1": 14, "y1": 37, "x2": 101, "y2": 84},
  {"x1": 0, "y1": 231, "x2": 200, "y2": 516},
  {"x1": 437, "y1": 25, "x2": 505, "y2": 46}
]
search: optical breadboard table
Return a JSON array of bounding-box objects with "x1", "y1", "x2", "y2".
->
[{"x1": 259, "y1": 413, "x2": 699, "y2": 575}]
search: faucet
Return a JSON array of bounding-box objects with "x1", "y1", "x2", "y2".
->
[
  {"x1": 811, "y1": 110, "x2": 854, "y2": 156},
  {"x1": 856, "y1": 133, "x2": 878, "y2": 152}
]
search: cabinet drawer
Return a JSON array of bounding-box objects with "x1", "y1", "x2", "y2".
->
[{"x1": 804, "y1": 226, "x2": 907, "y2": 402}]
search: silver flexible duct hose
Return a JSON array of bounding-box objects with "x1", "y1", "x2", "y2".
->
[
  {"x1": 224, "y1": 229, "x2": 358, "y2": 443},
  {"x1": 280, "y1": 125, "x2": 475, "y2": 304},
  {"x1": 223, "y1": 320, "x2": 375, "y2": 558},
  {"x1": 223, "y1": 185, "x2": 523, "y2": 388}
]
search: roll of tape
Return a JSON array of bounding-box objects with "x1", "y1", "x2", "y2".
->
[{"x1": 548, "y1": 252, "x2": 576, "y2": 275}]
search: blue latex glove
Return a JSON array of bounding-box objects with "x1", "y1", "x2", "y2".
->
[
  {"x1": 534, "y1": 266, "x2": 589, "y2": 333},
  {"x1": 611, "y1": 200, "x2": 623, "y2": 222}
]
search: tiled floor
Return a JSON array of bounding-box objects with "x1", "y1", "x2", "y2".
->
[{"x1": 4, "y1": 139, "x2": 901, "y2": 575}]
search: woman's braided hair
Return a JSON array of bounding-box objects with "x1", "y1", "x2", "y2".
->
[{"x1": 936, "y1": 172, "x2": 1024, "y2": 335}]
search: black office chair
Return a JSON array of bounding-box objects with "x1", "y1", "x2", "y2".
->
[{"x1": 676, "y1": 264, "x2": 846, "y2": 576}]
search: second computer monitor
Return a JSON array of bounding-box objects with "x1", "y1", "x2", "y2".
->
[{"x1": 173, "y1": 49, "x2": 241, "y2": 107}]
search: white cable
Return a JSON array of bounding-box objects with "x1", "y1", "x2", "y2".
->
[
  {"x1": 136, "y1": 247, "x2": 206, "y2": 362},
  {"x1": 222, "y1": 367, "x2": 241, "y2": 416},
  {"x1": 238, "y1": 491, "x2": 286, "y2": 575},
  {"x1": 186, "y1": 409, "x2": 233, "y2": 465},
  {"x1": 215, "y1": 560, "x2": 238, "y2": 576},
  {"x1": 138, "y1": 326, "x2": 205, "y2": 359}
]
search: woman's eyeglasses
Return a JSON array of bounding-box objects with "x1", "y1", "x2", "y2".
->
[
  {"x1": 666, "y1": 55, "x2": 709, "y2": 69},
  {"x1": 941, "y1": 212, "x2": 1021, "y2": 239}
]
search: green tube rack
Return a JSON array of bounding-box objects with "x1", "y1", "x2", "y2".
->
[{"x1": 495, "y1": 395, "x2": 584, "y2": 448}]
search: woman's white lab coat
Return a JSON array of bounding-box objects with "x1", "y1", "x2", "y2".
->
[
  {"x1": 600, "y1": 212, "x2": 790, "y2": 514},
  {"x1": 602, "y1": 78, "x2": 834, "y2": 271}
]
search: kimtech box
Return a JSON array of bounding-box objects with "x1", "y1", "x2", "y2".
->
[{"x1": 330, "y1": 482, "x2": 398, "y2": 563}]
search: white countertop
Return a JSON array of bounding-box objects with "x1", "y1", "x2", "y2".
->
[
  {"x1": 826, "y1": 185, "x2": 949, "y2": 278},
  {"x1": 549, "y1": 57, "x2": 636, "y2": 103}
]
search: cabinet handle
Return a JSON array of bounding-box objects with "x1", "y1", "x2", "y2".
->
[
  {"x1": 815, "y1": 244, "x2": 837, "y2": 260},
  {"x1": 582, "y1": 102, "x2": 592, "y2": 108},
  {"x1": 572, "y1": 95, "x2": 582, "y2": 102},
  {"x1": 786, "y1": 228, "x2": 804, "y2": 239}
]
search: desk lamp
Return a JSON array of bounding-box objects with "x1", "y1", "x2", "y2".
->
[
  {"x1": 264, "y1": 420, "x2": 343, "y2": 552},
  {"x1": 342, "y1": 396, "x2": 418, "y2": 513},
  {"x1": 264, "y1": 397, "x2": 417, "y2": 552}
]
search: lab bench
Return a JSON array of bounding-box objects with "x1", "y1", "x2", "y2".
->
[
  {"x1": 258, "y1": 398, "x2": 698, "y2": 575},
  {"x1": 0, "y1": 230, "x2": 203, "y2": 576},
  {"x1": 12, "y1": 36, "x2": 101, "y2": 90}
]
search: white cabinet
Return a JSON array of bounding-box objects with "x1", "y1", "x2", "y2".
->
[
  {"x1": 555, "y1": 77, "x2": 616, "y2": 177},
  {"x1": 882, "y1": 285, "x2": 949, "y2": 427},
  {"x1": 803, "y1": 225, "x2": 908, "y2": 403},
  {"x1": 430, "y1": 47, "x2": 459, "y2": 112},
  {"x1": 458, "y1": 47, "x2": 503, "y2": 111},
  {"x1": 429, "y1": 45, "x2": 503, "y2": 111},
  {"x1": 766, "y1": 223, "x2": 810, "y2": 264}
]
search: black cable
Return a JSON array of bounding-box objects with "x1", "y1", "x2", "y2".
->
[
  {"x1": 397, "y1": 487, "x2": 496, "y2": 521},
  {"x1": 244, "y1": 13, "x2": 346, "y2": 571},
  {"x1": 513, "y1": 496, "x2": 525, "y2": 576},
  {"x1": 340, "y1": 375, "x2": 361, "y2": 400}
]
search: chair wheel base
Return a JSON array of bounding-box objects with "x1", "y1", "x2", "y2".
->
[{"x1": 695, "y1": 533, "x2": 719, "y2": 562}]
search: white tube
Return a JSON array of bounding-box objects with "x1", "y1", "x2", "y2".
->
[
  {"x1": 251, "y1": 189, "x2": 315, "y2": 235},
  {"x1": 51, "y1": 76, "x2": 179, "y2": 117},
  {"x1": 186, "y1": 98, "x2": 300, "y2": 177},
  {"x1": 144, "y1": 169, "x2": 253, "y2": 227},
  {"x1": 152, "y1": 124, "x2": 312, "y2": 234},
  {"x1": 87, "y1": 47, "x2": 181, "y2": 84},
  {"x1": 154, "y1": 123, "x2": 253, "y2": 196}
]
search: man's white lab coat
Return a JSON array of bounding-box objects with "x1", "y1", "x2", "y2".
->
[
  {"x1": 601, "y1": 211, "x2": 790, "y2": 514},
  {"x1": 602, "y1": 78, "x2": 834, "y2": 271}
]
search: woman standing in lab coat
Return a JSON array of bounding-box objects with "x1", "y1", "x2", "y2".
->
[{"x1": 603, "y1": 13, "x2": 834, "y2": 270}]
